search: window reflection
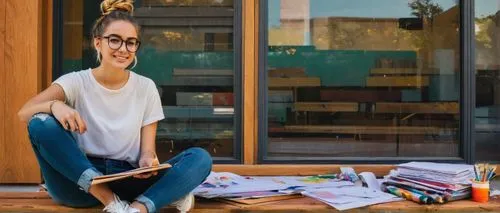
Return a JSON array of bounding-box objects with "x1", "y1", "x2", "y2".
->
[
  {"x1": 475, "y1": 0, "x2": 500, "y2": 162},
  {"x1": 265, "y1": 0, "x2": 460, "y2": 159}
]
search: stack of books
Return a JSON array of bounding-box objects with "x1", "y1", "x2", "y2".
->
[{"x1": 382, "y1": 162, "x2": 474, "y2": 204}]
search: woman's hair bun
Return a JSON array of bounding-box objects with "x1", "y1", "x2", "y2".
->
[{"x1": 100, "y1": 0, "x2": 134, "y2": 16}]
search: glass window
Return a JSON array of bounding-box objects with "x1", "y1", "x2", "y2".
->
[
  {"x1": 475, "y1": 0, "x2": 500, "y2": 162},
  {"x1": 263, "y1": 0, "x2": 460, "y2": 160},
  {"x1": 59, "y1": 0, "x2": 240, "y2": 162}
]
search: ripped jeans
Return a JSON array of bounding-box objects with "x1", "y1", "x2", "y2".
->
[{"x1": 27, "y1": 113, "x2": 212, "y2": 212}]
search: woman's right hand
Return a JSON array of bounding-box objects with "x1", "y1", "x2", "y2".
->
[{"x1": 51, "y1": 101, "x2": 87, "y2": 134}]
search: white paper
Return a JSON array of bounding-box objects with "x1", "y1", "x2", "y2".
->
[
  {"x1": 193, "y1": 172, "x2": 288, "y2": 198},
  {"x1": 398, "y1": 162, "x2": 473, "y2": 175},
  {"x1": 302, "y1": 186, "x2": 402, "y2": 211},
  {"x1": 327, "y1": 197, "x2": 403, "y2": 211},
  {"x1": 396, "y1": 162, "x2": 475, "y2": 184},
  {"x1": 252, "y1": 176, "x2": 354, "y2": 190},
  {"x1": 194, "y1": 173, "x2": 355, "y2": 198},
  {"x1": 490, "y1": 189, "x2": 500, "y2": 197},
  {"x1": 358, "y1": 172, "x2": 380, "y2": 190}
]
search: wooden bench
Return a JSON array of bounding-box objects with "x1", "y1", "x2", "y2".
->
[
  {"x1": 370, "y1": 68, "x2": 440, "y2": 75},
  {"x1": 366, "y1": 76, "x2": 430, "y2": 87},
  {"x1": 2, "y1": 191, "x2": 500, "y2": 212},
  {"x1": 293, "y1": 102, "x2": 359, "y2": 112},
  {"x1": 269, "y1": 77, "x2": 321, "y2": 88},
  {"x1": 375, "y1": 102, "x2": 459, "y2": 114}
]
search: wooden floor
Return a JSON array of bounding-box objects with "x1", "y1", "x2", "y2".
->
[{"x1": 2, "y1": 192, "x2": 500, "y2": 212}]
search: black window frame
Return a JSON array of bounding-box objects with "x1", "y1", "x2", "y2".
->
[{"x1": 258, "y1": 0, "x2": 477, "y2": 164}]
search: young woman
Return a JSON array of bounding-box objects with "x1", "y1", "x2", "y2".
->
[{"x1": 17, "y1": 0, "x2": 212, "y2": 212}]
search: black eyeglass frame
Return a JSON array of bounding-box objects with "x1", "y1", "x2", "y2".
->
[{"x1": 97, "y1": 34, "x2": 141, "y2": 53}]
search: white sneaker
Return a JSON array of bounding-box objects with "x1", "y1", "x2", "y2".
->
[
  {"x1": 127, "y1": 206, "x2": 140, "y2": 213},
  {"x1": 170, "y1": 192, "x2": 195, "y2": 213},
  {"x1": 103, "y1": 194, "x2": 131, "y2": 213}
]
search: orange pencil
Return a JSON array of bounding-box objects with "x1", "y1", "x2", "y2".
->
[{"x1": 482, "y1": 164, "x2": 488, "y2": 182}]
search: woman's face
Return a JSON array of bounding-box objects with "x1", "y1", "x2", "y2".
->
[{"x1": 94, "y1": 20, "x2": 139, "y2": 70}]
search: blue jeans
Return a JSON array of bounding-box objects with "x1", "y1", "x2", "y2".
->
[{"x1": 27, "y1": 113, "x2": 212, "y2": 212}]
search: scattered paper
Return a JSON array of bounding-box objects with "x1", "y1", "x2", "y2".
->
[
  {"x1": 490, "y1": 189, "x2": 500, "y2": 197},
  {"x1": 252, "y1": 176, "x2": 354, "y2": 190},
  {"x1": 359, "y1": 172, "x2": 380, "y2": 190},
  {"x1": 302, "y1": 186, "x2": 402, "y2": 211},
  {"x1": 193, "y1": 172, "x2": 289, "y2": 198}
]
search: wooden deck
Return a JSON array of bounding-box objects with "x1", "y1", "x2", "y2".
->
[{"x1": 1, "y1": 192, "x2": 500, "y2": 212}]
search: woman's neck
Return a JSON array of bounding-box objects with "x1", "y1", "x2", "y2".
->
[{"x1": 92, "y1": 64, "x2": 129, "y2": 90}]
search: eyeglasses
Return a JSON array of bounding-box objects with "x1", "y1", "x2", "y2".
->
[{"x1": 97, "y1": 34, "x2": 141, "y2": 53}]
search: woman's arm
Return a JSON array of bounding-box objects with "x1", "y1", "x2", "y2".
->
[
  {"x1": 140, "y1": 122, "x2": 158, "y2": 159},
  {"x1": 17, "y1": 84, "x2": 87, "y2": 133},
  {"x1": 17, "y1": 84, "x2": 65, "y2": 122},
  {"x1": 135, "y1": 122, "x2": 160, "y2": 178}
]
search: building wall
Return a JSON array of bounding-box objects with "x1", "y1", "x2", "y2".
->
[{"x1": 0, "y1": 0, "x2": 49, "y2": 183}]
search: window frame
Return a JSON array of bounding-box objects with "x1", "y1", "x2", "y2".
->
[{"x1": 257, "y1": 0, "x2": 476, "y2": 164}]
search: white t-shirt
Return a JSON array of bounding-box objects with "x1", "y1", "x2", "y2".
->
[{"x1": 53, "y1": 68, "x2": 164, "y2": 165}]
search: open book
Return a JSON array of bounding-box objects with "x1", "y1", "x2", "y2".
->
[{"x1": 91, "y1": 163, "x2": 172, "y2": 185}]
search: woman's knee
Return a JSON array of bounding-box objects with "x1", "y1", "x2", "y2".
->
[
  {"x1": 187, "y1": 147, "x2": 212, "y2": 172},
  {"x1": 27, "y1": 113, "x2": 63, "y2": 140}
]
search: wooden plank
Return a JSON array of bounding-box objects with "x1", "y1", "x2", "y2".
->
[
  {"x1": 243, "y1": 0, "x2": 256, "y2": 164},
  {"x1": 366, "y1": 76, "x2": 429, "y2": 87},
  {"x1": 269, "y1": 77, "x2": 321, "y2": 88},
  {"x1": 0, "y1": 192, "x2": 49, "y2": 199},
  {"x1": 2, "y1": 0, "x2": 42, "y2": 183},
  {"x1": 253, "y1": 0, "x2": 259, "y2": 164},
  {"x1": 375, "y1": 102, "x2": 459, "y2": 114},
  {"x1": 219, "y1": 194, "x2": 304, "y2": 205},
  {"x1": 173, "y1": 68, "x2": 233, "y2": 76},
  {"x1": 293, "y1": 102, "x2": 358, "y2": 112},
  {"x1": 371, "y1": 68, "x2": 439, "y2": 75},
  {"x1": 320, "y1": 90, "x2": 401, "y2": 102},
  {"x1": 0, "y1": 0, "x2": 5, "y2": 185},
  {"x1": 273, "y1": 125, "x2": 456, "y2": 135},
  {"x1": 3, "y1": 196, "x2": 500, "y2": 212},
  {"x1": 168, "y1": 76, "x2": 233, "y2": 86},
  {"x1": 268, "y1": 68, "x2": 306, "y2": 77}
]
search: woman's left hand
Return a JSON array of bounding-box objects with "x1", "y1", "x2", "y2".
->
[{"x1": 133, "y1": 151, "x2": 160, "y2": 179}]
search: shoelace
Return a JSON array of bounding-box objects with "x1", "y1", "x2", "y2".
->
[{"x1": 103, "y1": 194, "x2": 130, "y2": 213}]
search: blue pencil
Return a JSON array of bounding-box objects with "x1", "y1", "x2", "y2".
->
[{"x1": 474, "y1": 165, "x2": 480, "y2": 181}]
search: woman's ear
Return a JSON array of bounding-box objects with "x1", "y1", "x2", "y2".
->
[{"x1": 93, "y1": 37, "x2": 101, "y2": 50}]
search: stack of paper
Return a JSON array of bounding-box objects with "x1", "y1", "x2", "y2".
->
[
  {"x1": 397, "y1": 162, "x2": 474, "y2": 184},
  {"x1": 382, "y1": 162, "x2": 474, "y2": 204}
]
